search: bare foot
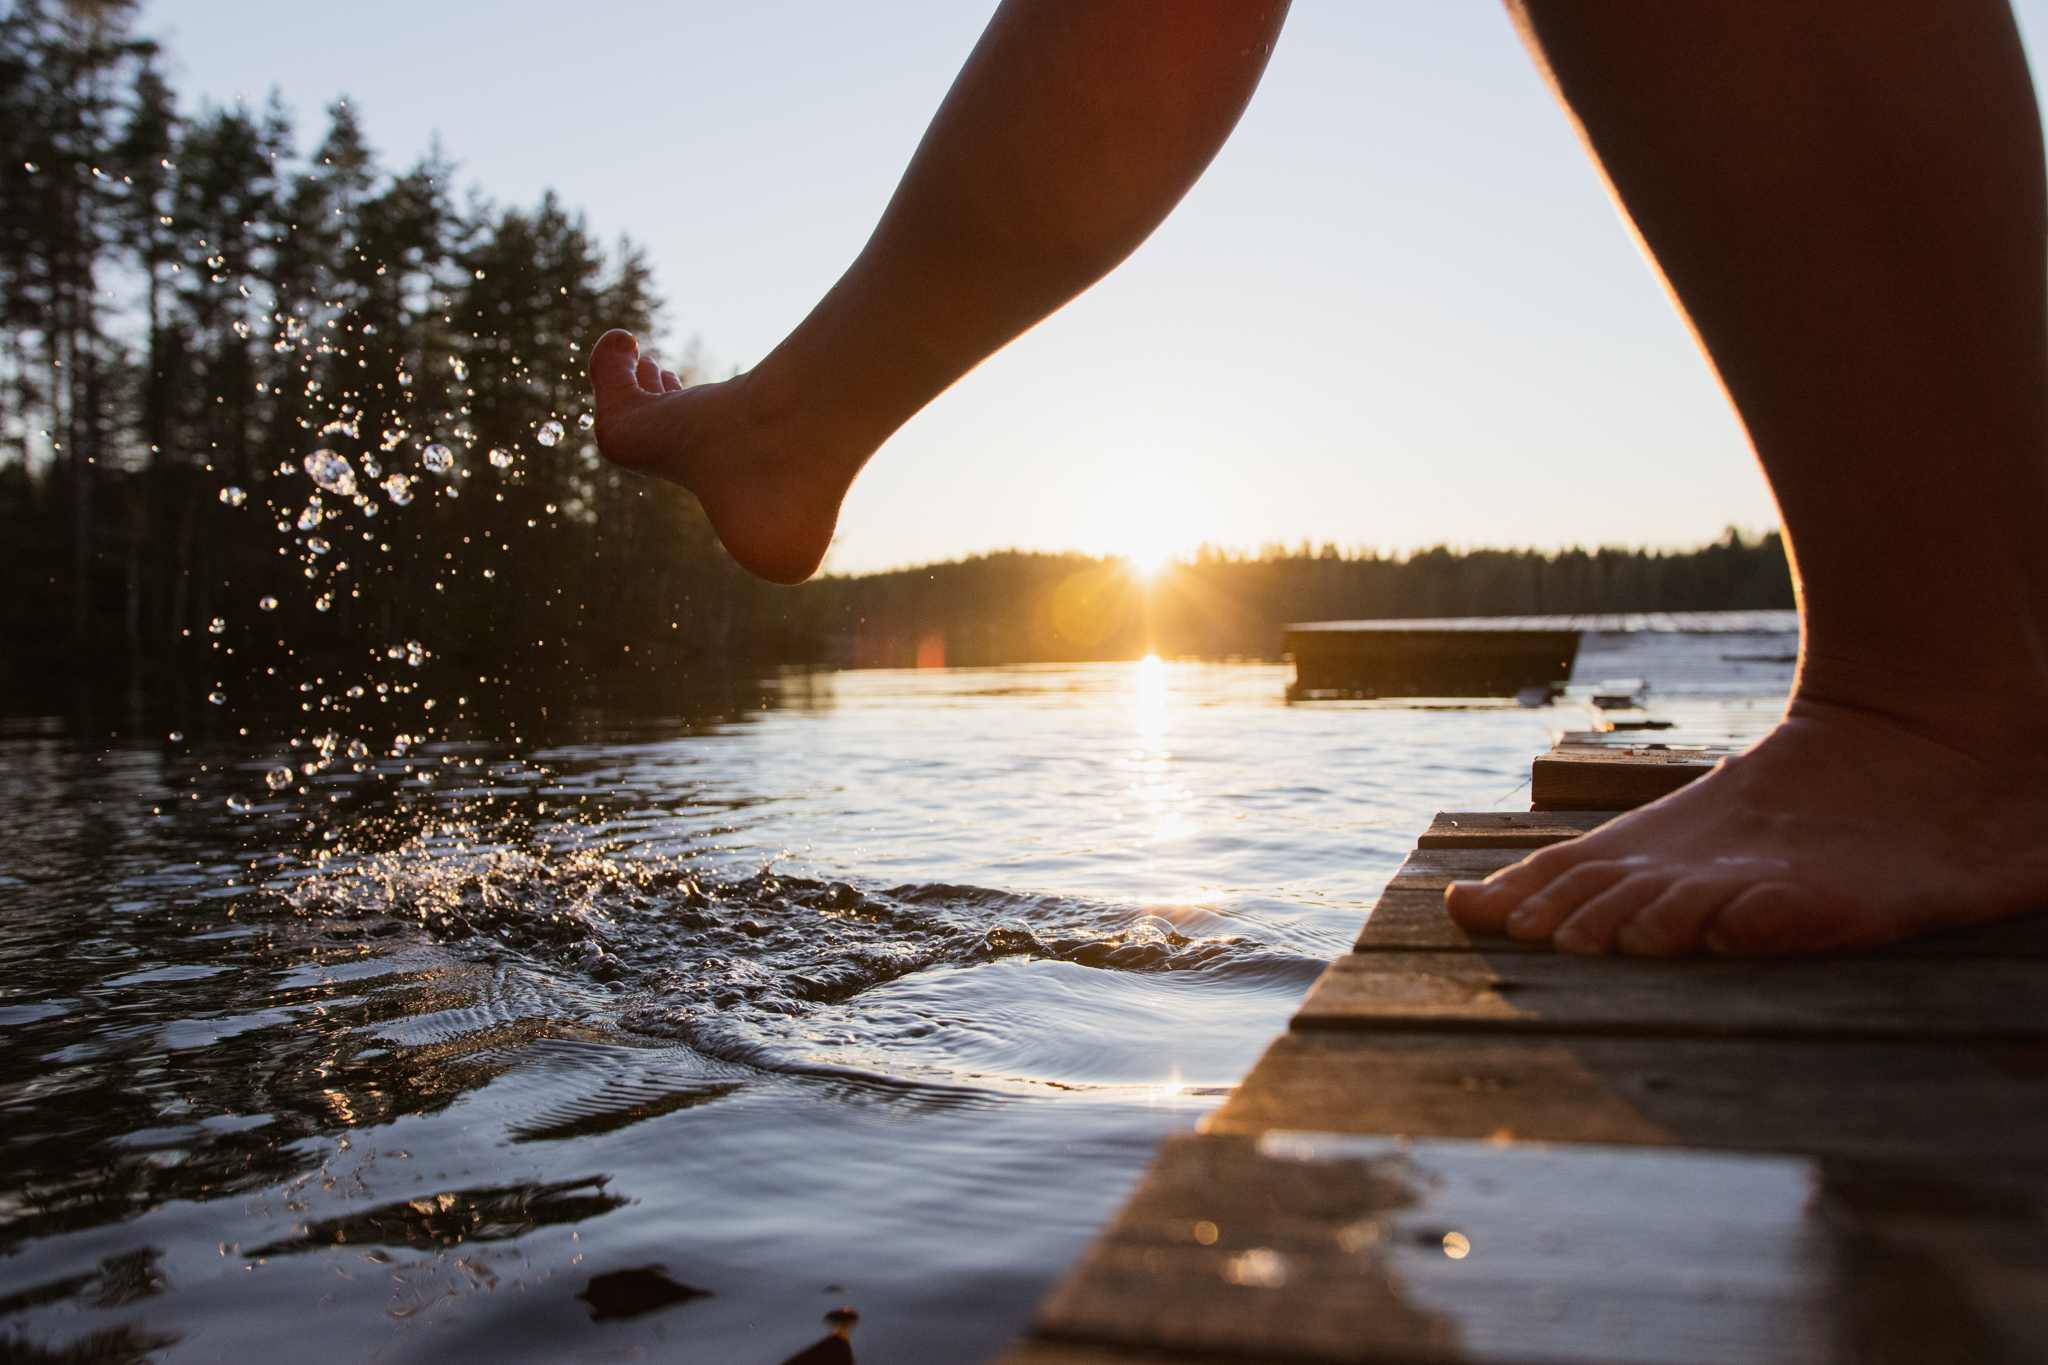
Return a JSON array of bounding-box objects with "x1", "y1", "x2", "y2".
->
[
  {"x1": 588, "y1": 330, "x2": 854, "y2": 584},
  {"x1": 1444, "y1": 698, "x2": 2048, "y2": 957}
]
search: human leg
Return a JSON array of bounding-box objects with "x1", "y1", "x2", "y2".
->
[
  {"x1": 1446, "y1": 0, "x2": 2048, "y2": 954},
  {"x1": 590, "y1": 0, "x2": 1289, "y2": 584}
]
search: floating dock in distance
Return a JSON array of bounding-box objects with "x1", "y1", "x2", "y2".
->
[{"x1": 1282, "y1": 610, "x2": 1799, "y2": 702}]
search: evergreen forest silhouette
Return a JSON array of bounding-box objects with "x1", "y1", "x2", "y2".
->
[{"x1": 0, "y1": 2, "x2": 1793, "y2": 727}]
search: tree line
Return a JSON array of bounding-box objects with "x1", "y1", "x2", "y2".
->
[{"x1": 0, "y1": 2, "x2": 1793, "y2": 727}]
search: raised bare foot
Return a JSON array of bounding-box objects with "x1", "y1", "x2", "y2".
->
[
  {"x1": 1443, "y1": 698, "x2": 2048, "y2": 957},
  {"x1": 588, "y1": 329, "x2": 854, "y2": 584}
]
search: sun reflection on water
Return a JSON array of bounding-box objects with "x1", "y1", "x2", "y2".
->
[{"x1": 1120, "y1": 655, "x2": 1190, "y2": 843}]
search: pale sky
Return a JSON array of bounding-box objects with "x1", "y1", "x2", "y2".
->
[{"x1": 147, "y1": 2, "x2": 2048, "y2": 574}]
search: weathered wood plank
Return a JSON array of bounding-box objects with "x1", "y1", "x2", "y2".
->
[
  {"x1": 1418, "y1": 810, "x2": 1613, "y2": 848},
  {"x1": 1204, "y1": 1032, "x2": 2048, "y2": 1163},
  {"x1": 1027, "y1": 1128, "x2": 2048, "y2": 1365},
  {"x1": 1031, "y1": 1131, "x2": 1854, "y2": 1365},
  {"x1": 1531, "y1": 747, "x2": 1720, "y2": 811},
  {"x1": 1293, "y1": 951, "x2": 2048, "y2": 1041},
  {"x1": 1355, "y1": 846, "x2": 2048, "y2": 959}
]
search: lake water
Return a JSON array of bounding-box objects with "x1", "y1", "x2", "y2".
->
[{"x1": 0, "y1": 653, "x2": 1790, "y2": 1364}]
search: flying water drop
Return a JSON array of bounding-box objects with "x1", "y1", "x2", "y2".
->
[
  {"x1": 577, "y1": 413, "x2": 594, "y2": 432},
  {"x1": 1126, "y1": 916, "x2": 1175, "y2": 945},
  {"x1": 536, "y1": 420, "x2": 565, "y2": 447},
  {"x1": 308, "y1": 537, "x2": 330, "y2": 555},
  {"x1": 297, "y1": 501, "x2": 323, "y2": 531},
  {"x1": 314, "y1": 593, "x2": 332, "y2": 612},
  {"x1": 208, "y1": 691, "x2": 226, "y2": 705},
  {"x1": 209, "y1": 618, "x2": 226, "y2": 634},
  {"x1": 219, "y1": 486, "x2": 247, "y2": 507},
  {"x1": 488, "y1": 447, "x2": 514, "y2": 469},
  {"x1": 382, "y1": 473, "x2": 413, "y2": 505},
  {"x1": 450, "y1": 357, "x2": 468, "y2": 381},
  {"x1": 265, "y1": 767, "x2": 293, "y2": 791},
  {"x1": 304, "y1": 448, "x2": 357, "y2": 496},
  {"x1": 259, "y1": 595, "x2": 278, "y2": 611},
  {"x1": 422, "y1": 443, "x2": 453, "y2": 473},
  {"x1": 225, "y1": 794, "x2": 254, "y2": 813},
  {"x1": 346, "y1": 739, "x2": 370, "y2": 760}
]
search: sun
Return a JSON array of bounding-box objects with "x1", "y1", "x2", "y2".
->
[{"x1": 1125, "y1": 542, "x2": 1174, "y2": 578}]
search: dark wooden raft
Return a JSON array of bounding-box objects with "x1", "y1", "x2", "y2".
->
[{"x1": 993, "y1": 747, "x2": 2048, "y2": 1365}]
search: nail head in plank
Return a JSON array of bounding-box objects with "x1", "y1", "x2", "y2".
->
[{"x1": 1293, "y1": 951, "x2": 2048, "y2": 1042}]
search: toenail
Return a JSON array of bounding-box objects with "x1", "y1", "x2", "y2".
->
[{"x1": 1504, "y1": 907, "x2": 1535, "y2": 932}]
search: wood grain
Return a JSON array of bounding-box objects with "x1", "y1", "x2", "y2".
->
[
  {"x1": 1294, "y1": 951, "x2": 2048, "y2": 1042},
  {"x1": 1531, "y1": 747, "x2": 1718, "y2": 811},
  {"x1": 1205, "y1": 1032, "x2": 2048, "y2": 1163},
  {"x1": 1417, "y1": 810, "x2": 1613, "y2": 848}
]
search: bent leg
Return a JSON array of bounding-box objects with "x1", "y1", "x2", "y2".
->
[
  {"x1": 1448, "y1": 0, "x2": 2048, "y2": 955},
  {"x1": 592, "y1": 0, "x2": 1288, "y2": 583}
]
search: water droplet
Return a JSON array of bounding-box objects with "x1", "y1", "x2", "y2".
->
[
  {"x1": 232, "y1": 320, "x2": 250, "y2": 339},
  {"x1": 308, "y1": 537, "x2": 330, "y2": 555},
  {"x1": 396, "y1": 371, "x2": 412, "y2": 388},
  {"x1": 473, "y1": 269, "x2": 486, "y2": 280},
  {"x1": 405, "y1": 641, "x2": 426, "y2": 666},
  {"x1": 315, "y1": 592, "x2": 333, "y2": 612},
  {"x1": 450, "y1": 358, "x2": 468, "y2": 381},
  {"x1": 209, "y1": 618, "x2": 226, "y2": 634},
  {"x1": 208, "y1": 691, "x2": 226, "y2": 705},
  {"x1": 347, "y1": 739, "x2": 369, "y2": 759},
  {"x1": 23, "y1": 162, "x2": 37, "y2": 173},
  {"x1": 578, "y1": 413, "x2": 595, "y2": 431},
  {"x1": 219, "y1": 486, "x2": 247, "y2": 507},
  {"x1": 360, "y1": 455, "x2": 381, "y2": 479},
  {"x1": 1126, "y1": 916, "x2": 1174, "y2": 945},
  {"x1": 488, "y1": 447, "x2": 514, "y2": 469},
  {"x1": 259, "y1": 595, "x2": 278, "y2": 612},
  {"x1": 265, "y1": 767, "x2": 293, "y2": 791},
  {"x1": 225, "y1": 794, "x2": 253, "y2": 813},
  {"x1": 167, "y1": 731, "x2": 184, "y2": 743},
  {"x1": 381, "y1": 472, "x2": 413, "y2": 505},
  {"x1": 346, "y1": 686, "x2": 364, "y2": 698},
  {"x1": 304, "y1": 447, "x2": 357, "y2": 496},
  {"x1": 297, "y1": 501, "x2": 323, "y2": 531},
  {"x1": 422, "y1": 443, "x2": 453, "y2": 473},
  {"x1": 386, "y1": 645, "x2": 405, "y2": 659},
  {"x1": 536, "y1": 420, "x2": 565, "y2": 447},
  {"x1": 392, "y1": 734, "x2": 413, "y2": 754},
  {"x1": 482, "y1": 568, "x2": 495, "y2": 579}
]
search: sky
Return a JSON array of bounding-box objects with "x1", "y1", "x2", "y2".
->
[{"x1": 144, "y1": 1, "x2": 2048, "y2": 574}]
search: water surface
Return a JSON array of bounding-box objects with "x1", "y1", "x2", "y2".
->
[{"x1": 2, "y1": 659, "x2": 1737, "y2": 1363}]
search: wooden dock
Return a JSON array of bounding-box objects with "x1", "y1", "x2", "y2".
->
[
  {"x1": 1283, "y1": 611, "x2": 1799, "y2": 702},
  {"x1": 994, "y1": 744, "x2": 2048, "y2": 1365}
]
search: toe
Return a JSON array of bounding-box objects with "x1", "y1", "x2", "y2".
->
[
  {"x1": 635, "y1": 355, "x2": 663, "y2": 391},
  {"x1": 1553, "y1": 872, "x2": 1671, "y2": 955},
  {"x1": 1502, "y1": 860, "x2": 1634, "y2": 943},
  {"x1": 1613, "y1": 876, "x2": 1746, "y2": 957},
  {"x1": 1705, "y1": 882, "x2": 1859, "y2": 956},
  {"x1": 661, "y1": 369, "x2": 684, "y2": 392},
  {"x1": 1446, "y1": 845, "x2": 1584, "y2": 932},
  {"x1": 588, "y1": 329, "x2": 640, "y2": 398}
]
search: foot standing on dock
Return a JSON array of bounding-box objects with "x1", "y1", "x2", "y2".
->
[{"x1": 590, "y1": 0, "x2": 2048, "y2": 956}]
